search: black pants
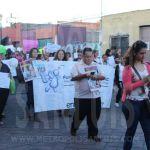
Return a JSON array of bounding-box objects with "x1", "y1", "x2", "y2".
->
[
  {"x1": 0, "y1": 88, "x2": 9, "y2": 120},
  {"x1": 25, "y1": 81, "x2": 34, "y2": 110},
  {"x1": 122, "y1": 99, "x2": 150, "y2": 150},
  {"x1": 71, "y1": 97, "x2": 101, "y2": 137},
  {"x1": 116, "y1": 81, "x2": 123, "y2": 103}
]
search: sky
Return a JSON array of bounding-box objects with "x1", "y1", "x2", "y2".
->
[{"x1": 0, "y1": 0, "x2": 150, "y2": 26}]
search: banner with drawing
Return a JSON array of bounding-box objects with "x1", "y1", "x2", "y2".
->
[
  {"x1": 20, "y1": 59, "x2": 36, "y2": 82},
  {"x1": 33, "y1": 61, "x2": 75, "y2": 112},
  {"x1": 32, "y1": 61, "x2": 114, "y2": 112}
]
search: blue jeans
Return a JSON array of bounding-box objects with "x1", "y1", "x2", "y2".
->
[{"x1": 122, "y1": 99, "x2": 150, "y2": 150}]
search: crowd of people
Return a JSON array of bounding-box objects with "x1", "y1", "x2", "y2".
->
[{"x1": 0, "y1": 36, "x2": 149, "y2": 149}]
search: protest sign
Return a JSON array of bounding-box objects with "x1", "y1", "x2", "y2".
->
[
  {"x1": 23, "y1": 40, "x2": 38, "y2": 52},
  {"x1": 100, "y1": 65, "x2": 115, "y2": 108},
  {"x1": 32, "y1": 61, "x2": 114, "y2": 112},
  {"x1": 46, "y1": 43, "x2": 61, "y2": 53},
  {"x1": 33, "y1": 61, "x2": 75, "y2": 112},
  {"x1": 0, "y1": 72, "x2": 10, "y2": 89},
  {"x1": 20, "y1": 59, "x2": 36, "y2": 82}
]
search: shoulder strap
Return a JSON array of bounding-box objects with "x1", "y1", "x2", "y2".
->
[
  {"x1": 132, "y1": 66, "x2": 142, "y2": 80},
  {"x1": 132, "y1": 66, "x2": 145, "y2": 93}
]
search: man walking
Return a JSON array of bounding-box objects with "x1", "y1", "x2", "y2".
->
[{"x1": 70, "y1": 48, "x2": 105, "y2": 142}]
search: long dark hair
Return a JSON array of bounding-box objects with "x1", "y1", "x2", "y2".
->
[
  {"x1": 29, "y1": 48, "x2": 38, "y2": 58},
  {"x1": 124, "y1": 40, "x2": 147, "y2": 66},
  {"x1": 5, "y1": 49, "x2": 13, "y2": 59},
  {"x1": 1, "y1": 37, "x2": 10, "y2": 46},
  {"x1": 54, "y1": 49, "x2": 67, "y2": 61},
  {"x1": 105, "y1": 49, "x2": 111, "y2": 57}
]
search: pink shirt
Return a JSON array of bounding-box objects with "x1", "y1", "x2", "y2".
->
[{"x1": 122, "y1": 63, "x2": 150, "y2": 102}]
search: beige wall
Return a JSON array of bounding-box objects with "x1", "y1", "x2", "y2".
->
[{"x1": 102, "y1": 9, "x2": 150, "y2": 52}]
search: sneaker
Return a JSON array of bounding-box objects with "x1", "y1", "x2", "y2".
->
[
  {"x1": 115, "y1": 103, "x2": 120, "y2": 107},
  {"x1": 34, "y1": 117, "x2": 41, "y2": 122},
  {"x1": 58, "y1": 113, "x2": 62, "y2": 117},
  {"x1": 25, "y1": 106, "x2": 34, "y2": 119},
  {"x1": 57, "y1": 110, "x2": 62, "y2": 117},
  {"x1": 68, "y1": 114, "x2": 72, "y2": 118},
  {"x1": 0, "y1": 121, "x2": 4, "y2": 125},
  {"x1": 70, "y1": 128, "x2": 77, "y2": 136},
  {"x1": 34, "y1": 113, "x2": 42, "y2": 122},
  {"x1": 88, "y1": 136, "x2": 102, "y2": 142},
  {"x1": 1, "y1": 113, "x2": 5, "y2": 118}
]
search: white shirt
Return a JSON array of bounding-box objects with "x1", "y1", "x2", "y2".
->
[
  {"x1": 127, "y1": 65, "x2": 149, "y2": 101},
  {"x1": 71, "y1": 60, "x2": 104, "y2": 99},
  {"x1": 94, "y1": 57, "x2": 102, "y2": 64},
  {"x1": 3, "y1": 58, "x2": 18, "y2": 77},
  {"x1": 107, "y1": 56, "x2": 115, "y2": 68},
  {"x1": 17, "y1": 47, "x2": 23, "y2": 52},
  {"x1": 5, "y1": 45, "x2": 16, "y2": 52}
]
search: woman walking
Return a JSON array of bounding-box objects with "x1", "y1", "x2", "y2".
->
[
  {"x1": 54, "y1": 49, "x2": 67, "y2": 117},
  {"x1": 122, "y1": 40, "x2": 150, "y2": 150}
]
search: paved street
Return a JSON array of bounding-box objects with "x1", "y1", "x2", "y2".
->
[{"x1": 0, "y1": 83, "x2": 147, "y2": 150}]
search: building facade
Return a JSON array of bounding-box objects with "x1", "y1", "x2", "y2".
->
[
  {"x1": 2, "y1": 21, "x2": 100, "y2": 49},
  {"x1": 102, "y1": 9, "x2": 150, "y2": 58}
]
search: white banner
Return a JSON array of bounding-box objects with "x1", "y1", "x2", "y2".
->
[
  {"x1": 33, "y1": 61, "x2": 114, "y2": 112},
  {"x1": 0, "y1": 72, "x2": 10, "y2": 89},
  {"x1": 100, "y1": 65, "x2": 115, "y2": 108},
  {"x1": 46, "y1": 43, "x2": 61, "y2": 53},
  {"x1": 33, "y1": 61, "x2": 75, "y2": 112}
]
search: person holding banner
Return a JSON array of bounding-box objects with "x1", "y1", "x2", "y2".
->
[
  {"x1": 105, "y1": 49, "x2": 116, "y2": 68},
  {"x1": 3, "y1": 49, "x2": 19, "y2": 90},
  {"x1": 93, "y1": 50, "x2": 101, "y2": 64},
  {"x1": 0, "y1": 50, "x2": 10, "y2": 125},
  {"x1": 3, "y1": 49, "x2": 18, "y2": 78},
  {"x1": 74, "y1": 51, "x2": 82, "y2": 62},
  {"x1": 54, "y1": 49, "x2": 67, "y2": 61},
  {"x1": 66, "y1": 52, "x2": 72, "y2": 61},
  {"x1": 122, "y1": 41, "x2": 150, "y2": 150},
  {"x1": 1, "y1": 37, "x2": 16, "y2": 52},
  {"x1": 114, "y1": 57, "x2": 124, "y2": 107},
  {"x1": 54, "y1": 49, "x2": 67, "y2": 117},
  {"x1": 70, "y1": 48, "x2": 105, "y2": 142},
  {"x1": 44, "y1": 52, "x2": 50, "y2": 61},
  {"x1": 25, "y1": 48, "x2": 39, "y2": 121}
]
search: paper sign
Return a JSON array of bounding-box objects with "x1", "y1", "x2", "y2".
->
[
  {"x1": 46, "y1": 43, "x2": 61, "y2": 53},
  {"x1": 0, "y1": 72, "x2": 10, "y2": 89},
  {"x1": 20, "y1": 59, "x2": 36, "y2": 82},
  {"x1": 23, "y1": 40, "x2": 38, "y2": 52}
]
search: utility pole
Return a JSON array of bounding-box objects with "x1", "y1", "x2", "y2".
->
[{"x1": 99, "y1": 0, "x2": 103, "y2": 45}]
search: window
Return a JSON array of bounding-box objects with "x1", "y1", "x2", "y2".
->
[
  {"x1": 38, "y1": 38, "x2": 53, "y2": 48},
  {"x1": 110, "y1": 35, "x2": 129, "y2": 54}
]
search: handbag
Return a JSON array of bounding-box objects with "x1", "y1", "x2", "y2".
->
[
  {"x1": 132, "y1": 66, "x2": 150, "y2": 113},
  {"x1": 10, "y1": 77, "x2": 16, "y2": 94}
]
